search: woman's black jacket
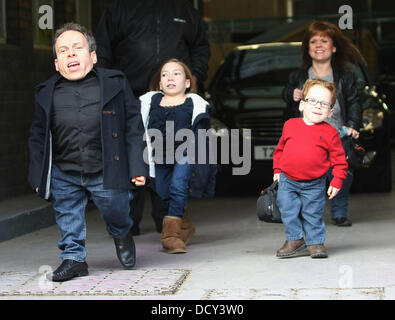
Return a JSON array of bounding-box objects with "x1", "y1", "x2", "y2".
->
[{"x1": 282, "y1": 67, "x2": 362, "y2": 130}]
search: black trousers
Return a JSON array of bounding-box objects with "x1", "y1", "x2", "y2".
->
[{"x1": 130, "y1": 186, "x2": 167, "y2": 232}]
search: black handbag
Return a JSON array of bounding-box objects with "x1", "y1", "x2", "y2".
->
[
  {"x1": 257, "y1": 180, "x2": 282, "y2": 223},
  {"x1": 341, "y1": 136, "x2": 366, "y2": 169}
]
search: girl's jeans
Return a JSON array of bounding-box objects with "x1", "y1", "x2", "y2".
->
[
  {"x1": 277, "y1": 172, "x2": 327, "y2": 246},
  {"x1": 155, "y1": 160, "x2": 191, "y2": 218}
]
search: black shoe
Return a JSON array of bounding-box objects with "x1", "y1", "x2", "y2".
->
[
  {"x1": 114, "y1": 231, "x2": 136, "y2": 269},
  {"x1": 47, "y1": 259, "x2": 88, "y2": 282},
  {"x1": 333, "y1": 217, "x2": 352, "y2": 227}
]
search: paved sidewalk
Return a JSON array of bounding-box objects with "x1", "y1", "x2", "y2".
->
[{"x1": 0, "y1": 190, "x2": 395, "y2": 300}]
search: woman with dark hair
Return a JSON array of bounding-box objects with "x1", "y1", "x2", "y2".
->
[{"x1": 283, "y1": 20, "x2": 363, "y2": 227}]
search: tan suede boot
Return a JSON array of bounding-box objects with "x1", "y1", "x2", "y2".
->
[
  {"x1": 180, "y1": 208, "x2": 195, "y2": 245},
  {"x1": 161, "y1": 216, "x2": 187, "y2": 254}
]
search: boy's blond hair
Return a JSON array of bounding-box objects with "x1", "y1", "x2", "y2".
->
[{"x1": 302, "y1": 79, "x2": 337, "y2": 107}]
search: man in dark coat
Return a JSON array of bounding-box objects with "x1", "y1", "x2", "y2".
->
[
  {"x1": 28, "y1": 22, "x2": 148, "y2": 282},
  {"x1": 95, "y1": 0, "x2": 210, "y2": 96},
  {"x1": 95, "y1": 0, "x2": 211, "y2": 235}
]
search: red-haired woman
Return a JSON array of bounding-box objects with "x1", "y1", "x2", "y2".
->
[{"x1": 283, "y1": 21, "x2": 363, "y2": 227}]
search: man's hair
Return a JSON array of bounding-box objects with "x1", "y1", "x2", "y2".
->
[
  {"x1": 301, "y1": 79, "x2": 337, "y2": 107},
  {"x1": 149, "y1": 58, "x2": 197, "y2": 93},
  {"x1": 53, "y1": 22, "x2": 96, "y2": 58}
]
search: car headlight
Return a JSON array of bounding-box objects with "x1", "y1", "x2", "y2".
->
[
  {"x1": 210, "y1": 117, "x2": 229, "y2": 137},
  {"x1": 361, "y1": 108, "x2": 384, "y2": 132}
]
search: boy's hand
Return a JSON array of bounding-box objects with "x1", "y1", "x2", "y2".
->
[
  {"x1": 273, "y1": 173, "x2": 280, "y2": 182},
  {"x1": 327, "y1": 186, "x2": 339, "y2": 200},
  {"x1": 293, "y1": 88, "x2": 303, "y2": 102},
  {"x1": 132, "y1": 176, "x2": 146, "y2": 186}
]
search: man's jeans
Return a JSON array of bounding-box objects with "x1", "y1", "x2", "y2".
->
[
  {"x1": 277, "y1": 172, "x2": 326, "y2": 245},
  {"x1": 50, "y1": 164, "x2": 133, "y2": 262},
  {"x1": 326, "y1": 168, "x2": 353, "y2": 219},
  {"x1": 155, "y1": 160, "x2": 191, "y2": 218}
]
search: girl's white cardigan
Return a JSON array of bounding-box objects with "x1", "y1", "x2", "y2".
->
[{"x1": 139, "y1": 91, "x2": 209, "y2": 178}]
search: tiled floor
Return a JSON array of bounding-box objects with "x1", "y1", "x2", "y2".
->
[{"x1": 0, "y1": 269, "x2": 190, "y2": 297}]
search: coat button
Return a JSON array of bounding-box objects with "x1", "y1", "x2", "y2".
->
[
  {"x1": 114, "y1": 155, "x2": 120, "y2": 161},
  {"x1": 112, "y1": 132, "x2": 118, "y2": 138}
]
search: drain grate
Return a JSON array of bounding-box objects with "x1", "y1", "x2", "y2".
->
[{"x1": 0, "y1": 269, "x2": 190, "y2": 296}]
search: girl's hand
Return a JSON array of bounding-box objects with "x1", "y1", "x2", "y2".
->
[
  {"x1": 293, "y1": 88, "x2": 303, "y2": 102},
  {"x1": 327, "y1": 186, "x2": 339, "y2": 200},
  {"x1": 273, "y1": 173, "x2": 280, "y2": 182},
  {"x1": 132, "y1": 176, "x2": 146, "y2": 186}
]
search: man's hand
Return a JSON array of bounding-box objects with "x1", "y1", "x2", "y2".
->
[
  {"x1": 327, "y1": 186, "x2": 339, "y2": 200},
  {"x1": 273, "y1": 173, "x2": 280, "y2": 182},
  {"x1": 132, "y1": 176, "x2": 146, "y2": 186},
  {"x1": 35, "y1": 187, "x2": 38, "y2": 193}
]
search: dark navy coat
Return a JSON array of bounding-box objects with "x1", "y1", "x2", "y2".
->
[{"x1": 28, "y1": 67, "x2": 148, "y2": 199}]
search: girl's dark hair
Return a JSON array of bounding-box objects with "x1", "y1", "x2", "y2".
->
[
  {"x1": 53, "y1": 22, "x2": 96, "y2": 58},
  {"x1": 149, "y1": 58, "x2": 197, "y2": 93},
  {"x1": 301, "y1": 21, "x2": 363, "y2": 71}
]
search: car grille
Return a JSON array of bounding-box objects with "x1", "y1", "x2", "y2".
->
[{"x1": 234, "y1": 110, "x2": 284, "y2": 143}]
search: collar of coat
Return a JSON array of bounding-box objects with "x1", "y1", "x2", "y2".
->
[{"x1": 34, "y1": 67, "x2": 126, "y2": 113}]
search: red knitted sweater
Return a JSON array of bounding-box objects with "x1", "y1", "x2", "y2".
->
[{"x1": 273, "y1": 118, "x2": 348, "y2": 189}]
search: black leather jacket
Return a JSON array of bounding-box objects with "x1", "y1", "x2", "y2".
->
[
  {"x1": 282, "y1": 67, "x2": 362, "y2": 130},
  {"x1": 95, "y1": 0, "x2": 210, "y2": 96}
]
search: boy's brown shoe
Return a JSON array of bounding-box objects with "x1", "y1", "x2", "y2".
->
[
  {"x1": 308, "y1": 244, "x2": 328, "y2": 258},
  {"x1": 276, "y1": 239, "x2": 308, "y2": 258}
]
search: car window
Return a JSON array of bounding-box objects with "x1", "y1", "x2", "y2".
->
[{"x1": 228, "y1": 48, "x2": 301, "y2": 86}]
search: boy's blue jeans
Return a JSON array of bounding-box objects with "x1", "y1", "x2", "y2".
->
[
  {"x1": 155, "y1": 160, "x2": 191, "y2": 218},
  {"x1": 277, "y1": 172, "x2": 327, "y2": 246},
  {"x1": 50, "y1": 164, "x2": 134, "y2": 262}
]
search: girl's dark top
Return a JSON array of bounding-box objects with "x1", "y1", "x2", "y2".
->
[{"x1": 147, "y1": 93, "x2": 193, "y2": 162}]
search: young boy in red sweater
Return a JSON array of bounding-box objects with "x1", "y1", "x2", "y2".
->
[{"x1": 273, "y1": 79, "x2": 348, "y2": 258}]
